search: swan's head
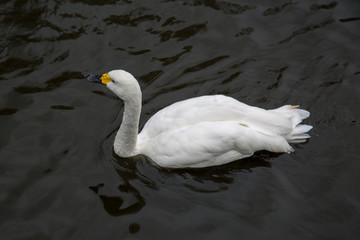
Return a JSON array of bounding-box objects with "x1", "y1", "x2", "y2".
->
[{"x1": 87, "y1": 70, "x2": 141, "y2": 102}]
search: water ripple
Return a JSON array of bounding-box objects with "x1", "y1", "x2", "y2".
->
[
  {"x1": 153, "y1": 46, "x2": 192, "y2": 66},
  {"x1": 310, "y1": 1, "x2": 338, "y2": 10},
  {"x1": 183, "y1": 55, "x2": 229, "y2": 73},
  {"x1": 138, "y1": 70, "x2": 164, "y2": 85},
  {"x1": 262, "y1": 2, "x2": 291, "y2": 16},
  {"x1": 146, "y1": 22, "x2": 207, "y2": 42},
  {"x1": 278, "y1": 18, "x2": 335, "y2": 44},
  {"x1": 0, "y1": 108, "x2": 18, "y2": 115},
  {"x1": 192, "y1": 0, "x2": 255, "y2": 15},
  {"x1": 339, "y1": 17, "x2": 360, "y2": 22},
  {"x1": 13, "y1": 71, "x2": 84, "y2": 94},
  {"x1": 0, "y1": 57, "x2": 43, "y2": 77}
]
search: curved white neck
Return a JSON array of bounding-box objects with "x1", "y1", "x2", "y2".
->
[
  {"x1": 105, "y1": 71, "x2": 142, "y2": 158},
  {"x1": 113, "y1": 97, "x2": 141, "y2": 157}
]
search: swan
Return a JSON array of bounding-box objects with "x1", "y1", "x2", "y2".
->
[{"x1": 87, "y1": 70, "x2": 312, "y2": 168}]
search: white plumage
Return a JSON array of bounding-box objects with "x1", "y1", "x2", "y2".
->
[{"x1": 90, "y1": 69, "x2": 312, "y2": 168}]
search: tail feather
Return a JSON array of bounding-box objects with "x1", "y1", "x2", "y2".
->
[
  {"x1": 272, "y1": 105, "x2": 312, "y2": 144},
  {"x1": 286, "y1": 124, "x2": 313, "y2": 143},
  {"x1": 290, "y1": 124, "x2": 313, "y2": 135},
  {"x1": 271, "y1": 105, "x2": 310, "y2": 126},
  {"x1": 292, "y1": 109, "x2": 310, "y2": 121}
]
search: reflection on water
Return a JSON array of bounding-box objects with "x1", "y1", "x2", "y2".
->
[
  {"x1": 95, "y1": 151, "x2": 275, "y2": 218},
  {"x1": 1, "y1": 0, "x2": 360, "y2": 239},
  {"x1": 89, "y1": 182, "x2": 145, "y2": 217}
]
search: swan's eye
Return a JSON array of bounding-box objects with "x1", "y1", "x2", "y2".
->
[{"x1": 100, "y1": 73, "x2": 113, "y2": 85}]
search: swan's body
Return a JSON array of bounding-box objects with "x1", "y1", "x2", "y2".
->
[{"x1": 87, "y1": 70, "x2": 312, "y2": 168}]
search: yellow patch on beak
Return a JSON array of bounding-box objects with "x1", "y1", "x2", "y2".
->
[{"x1": 100, "y1": 73, "x2": 113, "y2": 85}]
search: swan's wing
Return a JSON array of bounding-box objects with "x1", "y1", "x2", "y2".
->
[
  {"x1": 140, "y1": 95, "x2": 310, "y2": 140},
  {"x1": 140, "y1": 95, "x2": 252, "y2": 137},
  {"x1": 138, "y1": 121, "x2": 292, "y2": 168}
]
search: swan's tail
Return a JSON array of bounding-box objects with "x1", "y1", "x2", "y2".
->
[
  {"x1": 272, "y1": 105, "x2": 313, "y2": 144},
  {"x1": 286, "y1": 124, "x2": 313, "y2": 143}
]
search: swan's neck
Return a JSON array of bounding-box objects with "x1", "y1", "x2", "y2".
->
[{"x1": 114, "y1": 96, "x2": 141, "y2": 157}]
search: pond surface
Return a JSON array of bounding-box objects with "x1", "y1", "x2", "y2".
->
[{"x1": 0, "y1": 0, "x2": 360, "y2": 239}]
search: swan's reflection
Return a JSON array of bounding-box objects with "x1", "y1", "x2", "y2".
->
[
  {"x1": 89, "y1": 181, "x2": 145, "y2": 217},
  {"x1": 110, "y1": 150, "x2": 277, "y2": 194}
]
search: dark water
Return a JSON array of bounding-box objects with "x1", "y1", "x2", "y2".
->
[{"x1": 1, "y1": 0, "x2": 360, "y2": 239}]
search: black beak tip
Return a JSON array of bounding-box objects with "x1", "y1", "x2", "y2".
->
[{"x1": 86, "y1": 74, "x2": 102, "y2": 84}]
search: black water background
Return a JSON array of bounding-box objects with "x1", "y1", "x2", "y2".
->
[{"x1": 0, "y1": 0, "x2": 360, "y2": 239}]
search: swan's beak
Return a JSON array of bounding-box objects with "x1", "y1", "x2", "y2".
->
[{"x1": 86, "y1": 73, "x2": 113, "y2": 85}]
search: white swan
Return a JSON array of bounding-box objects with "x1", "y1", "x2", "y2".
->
[{"x1": 87, "y1": 70, "x2": 312, "y2": 168}]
